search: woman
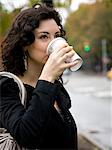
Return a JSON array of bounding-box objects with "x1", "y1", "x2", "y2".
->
[{"x1": 0, "y1": 3, "x2": 77, "y2": 149}]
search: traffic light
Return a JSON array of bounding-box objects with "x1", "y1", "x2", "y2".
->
[{"x1": 83, "y1": 43, "x2": 91, "y2": 52}]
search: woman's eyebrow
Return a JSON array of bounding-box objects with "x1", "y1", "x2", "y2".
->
[
  {"x1": 55, "y1": 31, "x2": 61, "y2": 34},
  {"x1": 37, "y1": 31, "x2": 49, "y2": 34},
  {"x1": 37, "y1": 31, "x2": 61, "y2": 35}
]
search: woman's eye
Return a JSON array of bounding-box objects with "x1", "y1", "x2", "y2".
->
[
  {"x1": 40, "y1": 35, "x2": 48, "y2": 39},
  {"x1": 55, "y1": 34, "x2": 61, "y2": 38}
]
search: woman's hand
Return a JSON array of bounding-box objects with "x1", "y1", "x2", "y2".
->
[{"x1": 39, "y1": 43, "x2": 76, "y2": 83}]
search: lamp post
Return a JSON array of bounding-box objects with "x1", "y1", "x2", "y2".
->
[{"x1": 101, "y1": 39, "x2": 108, "y2": 74}]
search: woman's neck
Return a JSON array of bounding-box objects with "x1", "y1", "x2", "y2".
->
[{"x1": 19, "y1": 62, "x2": 44, "y2": 87}]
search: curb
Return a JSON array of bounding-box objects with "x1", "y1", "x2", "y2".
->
[{"x1": 78, "y1": 132, "x2": 110, "y2": 150}]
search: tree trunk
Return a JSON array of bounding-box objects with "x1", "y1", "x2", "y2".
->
[{"x1": 41, "y1": 0, "x2": 53, "y2": 7}]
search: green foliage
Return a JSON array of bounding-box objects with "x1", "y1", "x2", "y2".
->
[
  {"x1": 0, "y1": 2, "x2": 7, "y2": 12},
  {"x1": 64, "y1": 0, "x2": 112, "y2": 71},
  {"x1": 0, "y1": 13, "x2": 12, "y2": 36},
  {"x1": 0, "y1": 0, "x2": 112, "y2": 71},
  {"x1": 28, "y1": 0, "x2": 41, "y2": 6},
  {"x1": 53, "y1": 0, "x2": 71, "y2": 8},
  {"x1": 0, "y1": 0, "x2": 72, "y2": 38},
  {"x1": 28, "y1": 0, "x2": 72, "y2": 8},
  {"x1": 0, "y1": 8, "x2": 20, "y2": 37}
]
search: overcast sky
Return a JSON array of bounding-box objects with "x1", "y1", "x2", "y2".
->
[
  {"x1": 71, "y1": 0, "x2": 95, "y2": 11},
  {"x1": 0, "y1": 0, "x2": 28, "y2": 11},
  {"x1": 0, "y1": 0, "x2": 96, "y2": 24},
  {"x1": 0, "y1": 0, "x2": 96, "y2": 12}
]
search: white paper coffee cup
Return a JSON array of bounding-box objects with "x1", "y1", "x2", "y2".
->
[{"x1": 47, "y1": 37, "x2": 83, "y2": 71}]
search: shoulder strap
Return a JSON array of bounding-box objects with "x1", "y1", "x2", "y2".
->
[{"x1": 0, "y1": 71, "x2": 26, "y2": 106}]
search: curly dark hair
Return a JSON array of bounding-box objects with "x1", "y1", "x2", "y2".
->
[{"x1": 1, "y1": 4, "x2": 66, "y2": 76}]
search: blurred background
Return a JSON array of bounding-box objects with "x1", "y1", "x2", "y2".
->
[
  {"x1": 0, "y1": 0, "x2": 112, "y2": 149},
  {"x1": 0, "y1": 0, "x2": 112, "y2": 73}
]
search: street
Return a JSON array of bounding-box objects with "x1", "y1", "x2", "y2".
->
[{"x1": 63, "y1": 70, "x2": 112, "y2": 150}]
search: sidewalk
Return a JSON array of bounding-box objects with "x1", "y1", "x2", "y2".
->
[
  {"x1": 78, "y1": 134, "x2": 102, "y2": 150},
  {"x1": 63, "y1": 71, "x2": 111, "y2": 150}
]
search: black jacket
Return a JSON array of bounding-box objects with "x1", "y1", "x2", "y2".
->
[{"x1": 0, "y1": 76, "x2": 77, "y2": 149}]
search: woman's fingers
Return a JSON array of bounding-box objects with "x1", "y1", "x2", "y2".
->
[
  {"x1": 52, "y1": 44, "x2": 72, "y2": 56},
  {"x1": 62, "y1": 50, "x2": 75, "y2": 62},
  {"x1": 41, "y1": 44, "x2": 76, "y2": 82}
]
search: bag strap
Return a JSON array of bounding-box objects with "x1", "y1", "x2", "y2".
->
[{"x1": 0, "y1": 71, "x2": 26, "y2": 106}]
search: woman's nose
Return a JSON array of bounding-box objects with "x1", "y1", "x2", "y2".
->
[
  {"x1": 47, "y1": 35, "x2": 56, "y2": 46},
  {"x1": 50, "y1": 35, "x2": 55, "y2": 41}
]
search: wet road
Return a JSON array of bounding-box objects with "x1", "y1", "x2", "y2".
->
[{"x1": 63, "y1": 70, "x2": 112, "y2": 150}]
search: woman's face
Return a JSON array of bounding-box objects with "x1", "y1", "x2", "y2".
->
[{"x1": 27, "y1": 19, "x2": 61, "y2": 66}]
